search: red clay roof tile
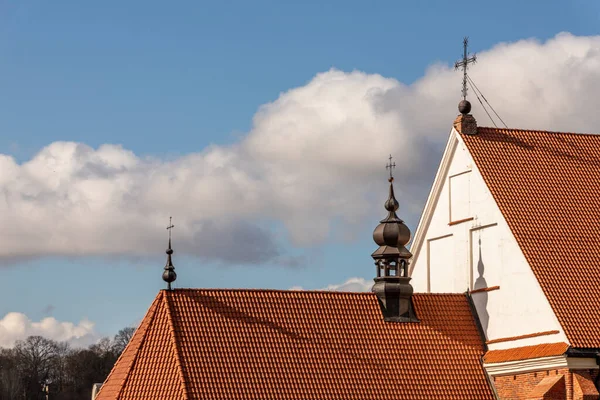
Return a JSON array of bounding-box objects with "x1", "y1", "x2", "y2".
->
[
  {"x1": 483, "y1": 342, "x2": 569, "y2": 363},
  {"x1": 462, "y1": 128, "x2": 600, "y2": 348},
  {"x1": 96, "y1": 289, "x2": 494, "y2": 399},
  {"x1": 96, "y1": 292, "x2": 187, "y2": 400}
]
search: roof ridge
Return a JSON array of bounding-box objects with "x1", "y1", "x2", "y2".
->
[
  {"x1": 163, "y1": 291, "x2": 190, "y2": 400},
  {"x1": 170, "y1": 288, "x2": 376, "y2": 295},
  {"x1": 478, "y1": 126, "x2": 600, "y2": 136},
  {"x1": 96, "y1": 291, "x2": 163, "y2": 400},
  {"x1": 117, "y1": 292, "x2": 163, "y2": 400},
  {"x1": 166, "y1": 288, "x2": 466, "y2": 297}
]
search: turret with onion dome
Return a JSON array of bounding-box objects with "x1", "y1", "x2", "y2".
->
[{"x1": 371, "y1": 156, "x2": 418, "y2": 322}]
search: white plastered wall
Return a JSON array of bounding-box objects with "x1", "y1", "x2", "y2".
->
[{"x1": 409, "y1": 128, "x2": 567, "y2": 350}]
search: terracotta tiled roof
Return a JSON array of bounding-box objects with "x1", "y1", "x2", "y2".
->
[
  {"x1": 483, "y1": 342, "x2": 569, "y2": 363},
  {"x1": 462, "y1": 128, "x2": 600, "y2": 348},
  {"x1": 96, "y1": 289, "x2": 494, "y2": 400},
  {"x1": 95, "y1": 293, "x2": 187, "y2": 400}
]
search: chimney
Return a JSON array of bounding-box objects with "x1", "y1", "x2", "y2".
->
[
  {"x1": 91, "y1": 383, "x2": 103, "y2": 399},
  {"x1": 453, "y1": 100, "x2": 478, "y2": 135},
  {"x1": 371, "y1": 156, "x2": 418, "y2": 322}
]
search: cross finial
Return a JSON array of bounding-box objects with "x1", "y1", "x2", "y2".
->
[
  {"x1": 166, "y1": 216, "x2": 175, "y2": 240},
  {"x1": 385, "y1": 154, "x2": 396, "y2": 182},
  {"x1": 454, "y1": 37, "x2": 477, "y2": 100}
]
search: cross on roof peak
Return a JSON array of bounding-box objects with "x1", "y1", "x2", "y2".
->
[
  {"x1": 454, "y1": 37, "x2": 477, "y2": 101},
  {"x1": 166, "y1": 216, "x2": 175, "y2": 241},
  {"x1": 386, "y1": 154, "x2": 396, "y2": 182}
]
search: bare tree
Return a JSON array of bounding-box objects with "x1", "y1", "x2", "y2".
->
[
  {"x1": 14, "y1": 336, "x2": 58, "y2": 399},
  {"x1": 112, "y1": 327, "x2": 135, "y2": 355},
  {"x1": 0, "y1": 348, "x2": 23, "y2": 400},
  {"x1": 89, "y1": 338, "x2": 112, "y2": 357},
  {"x1": 0, "y1": 328, "x2": 131, "y2": 399}
]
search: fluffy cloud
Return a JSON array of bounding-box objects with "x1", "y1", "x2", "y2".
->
[
  {"x1": 0, "y1": 312, "x2": 97, "y2": 348},
  {"x1": 1, "y1": 33, "x2": 599, "y2": 264},
  {"x1": 320, "y1": 277, "x2": 373, "y2": 292},
  {"x1": 290, "y1": 277, "x2": 373, "y2": 292}
]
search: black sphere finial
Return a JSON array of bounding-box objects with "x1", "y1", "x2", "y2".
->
[{"x1": 458, "y1": 99, "x2": 471, "y2": 115}]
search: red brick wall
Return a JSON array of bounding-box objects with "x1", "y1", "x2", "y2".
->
[
  {"x1": 573, "y1": 370, "x2": 599, "y2": 400},
  {"x1": 544, "y1": 374, "x2": 568, "y2": 400},
  {"x1": 493, "y1": 368, "x2": 572, "y2": 400},
  {"x1": 492, "y1": 368, "x2": 600, "y2": 399}
]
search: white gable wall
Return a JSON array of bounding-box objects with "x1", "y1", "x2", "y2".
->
[{"x1": 409, "y1": 128, "x2": 567, "y2": 350}]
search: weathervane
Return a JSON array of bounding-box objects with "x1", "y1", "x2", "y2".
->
[
  {"x1": 454, "y1": 37, "x2": 477, "y2": 100},
  {"x1": 386, "y1": 154, "x2": 396, "y2": 182}
]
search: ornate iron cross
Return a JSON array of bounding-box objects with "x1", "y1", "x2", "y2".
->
[
  {"x1": 454, "y1": 37, "x2": 477, "y2": 100},
  {"x1": 386, "y1": 154, "x2": 396, "y2": 180},
  {"x1": 166, "y1": 216, "x2": 175, "y2": 240}
]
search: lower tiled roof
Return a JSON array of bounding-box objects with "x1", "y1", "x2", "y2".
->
[
  {"x1": 462, "y1": 128, "x2": 600, "y2": 348},
  {"x1": 483, "y1": 342, "x2": 569, "y2": 364},
  {"x1": 97, "y1": 289, "x2": 494, "y2": 400}
]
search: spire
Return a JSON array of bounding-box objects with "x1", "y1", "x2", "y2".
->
[
  {"x1": 162, "y1": 217, "x2": 177, "y2": 290},
  {"x1": 371, "y1": 156, "x2": 418, "y2": 322},
  {"x1": 453, "y1": 37, "x2": 478, "y2": 135}
]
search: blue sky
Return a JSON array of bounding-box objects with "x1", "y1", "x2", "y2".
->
[{"x1": 0, "y1": 0, "x2": 599, "y2": 342}]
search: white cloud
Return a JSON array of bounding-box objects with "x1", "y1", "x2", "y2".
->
[
  {"x1": 320, "y1": 277, "x2": 373, "y2": 292},
  {"x1": 0, "y1": 312, "x2": 98, "y2": 348},
  {"x1": 1, "y1": 33, "x2": 600, "y2": 264},
  {"x1": 290, "y1": 277, "x2": 373, "y2": 292}
]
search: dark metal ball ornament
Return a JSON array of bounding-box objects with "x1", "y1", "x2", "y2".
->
[
  {"x1": 163, "y1": 268, "x2": 177, "y2": 283},
  {"x1": 458, "y1": 99, "x2": 471, "y2": 114}
]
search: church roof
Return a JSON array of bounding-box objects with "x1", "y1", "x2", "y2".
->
[
  {"x1": 462, "y1": 127, "x2": 600, "y2": 348},
  {"x1": 96, "y1": 289, "x2": 494, "y2": 400}
]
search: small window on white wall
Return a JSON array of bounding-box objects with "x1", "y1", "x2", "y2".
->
[
  {"x1": 449, "y1": 171, "x2": 471, "y2": 222},
  {"x1": 428, "y1": 235, "x2": 455, "y2": 293}
]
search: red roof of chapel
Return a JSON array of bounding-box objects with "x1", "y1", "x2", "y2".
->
[
  {"x1": 96, "y1": 289, "x2": 494, "y2": 400},
  {"x1": 461, "y1": 127, "x2": 600, "y2": 348}
]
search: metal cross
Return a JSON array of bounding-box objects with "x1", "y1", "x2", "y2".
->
[
  {"x1": 454, "y1": 37, "x2": 477, "y2": 100},
  {"x1": 166, "y1": 216, "x2": 175, "y2": 240},
  {"x1": 385, "y1": 154, "x2": 396, "y2": 180}
]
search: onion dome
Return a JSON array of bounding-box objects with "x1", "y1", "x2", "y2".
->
[
  {"x1": 371, "y1": 176, "x2": 412, "y2": 262},
  {"x1": 163, "y1": 218, "x2": 177, "y2": 290},
  {"x1": 163, "y1": 238, "x2": 177, "y2": 290}
]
